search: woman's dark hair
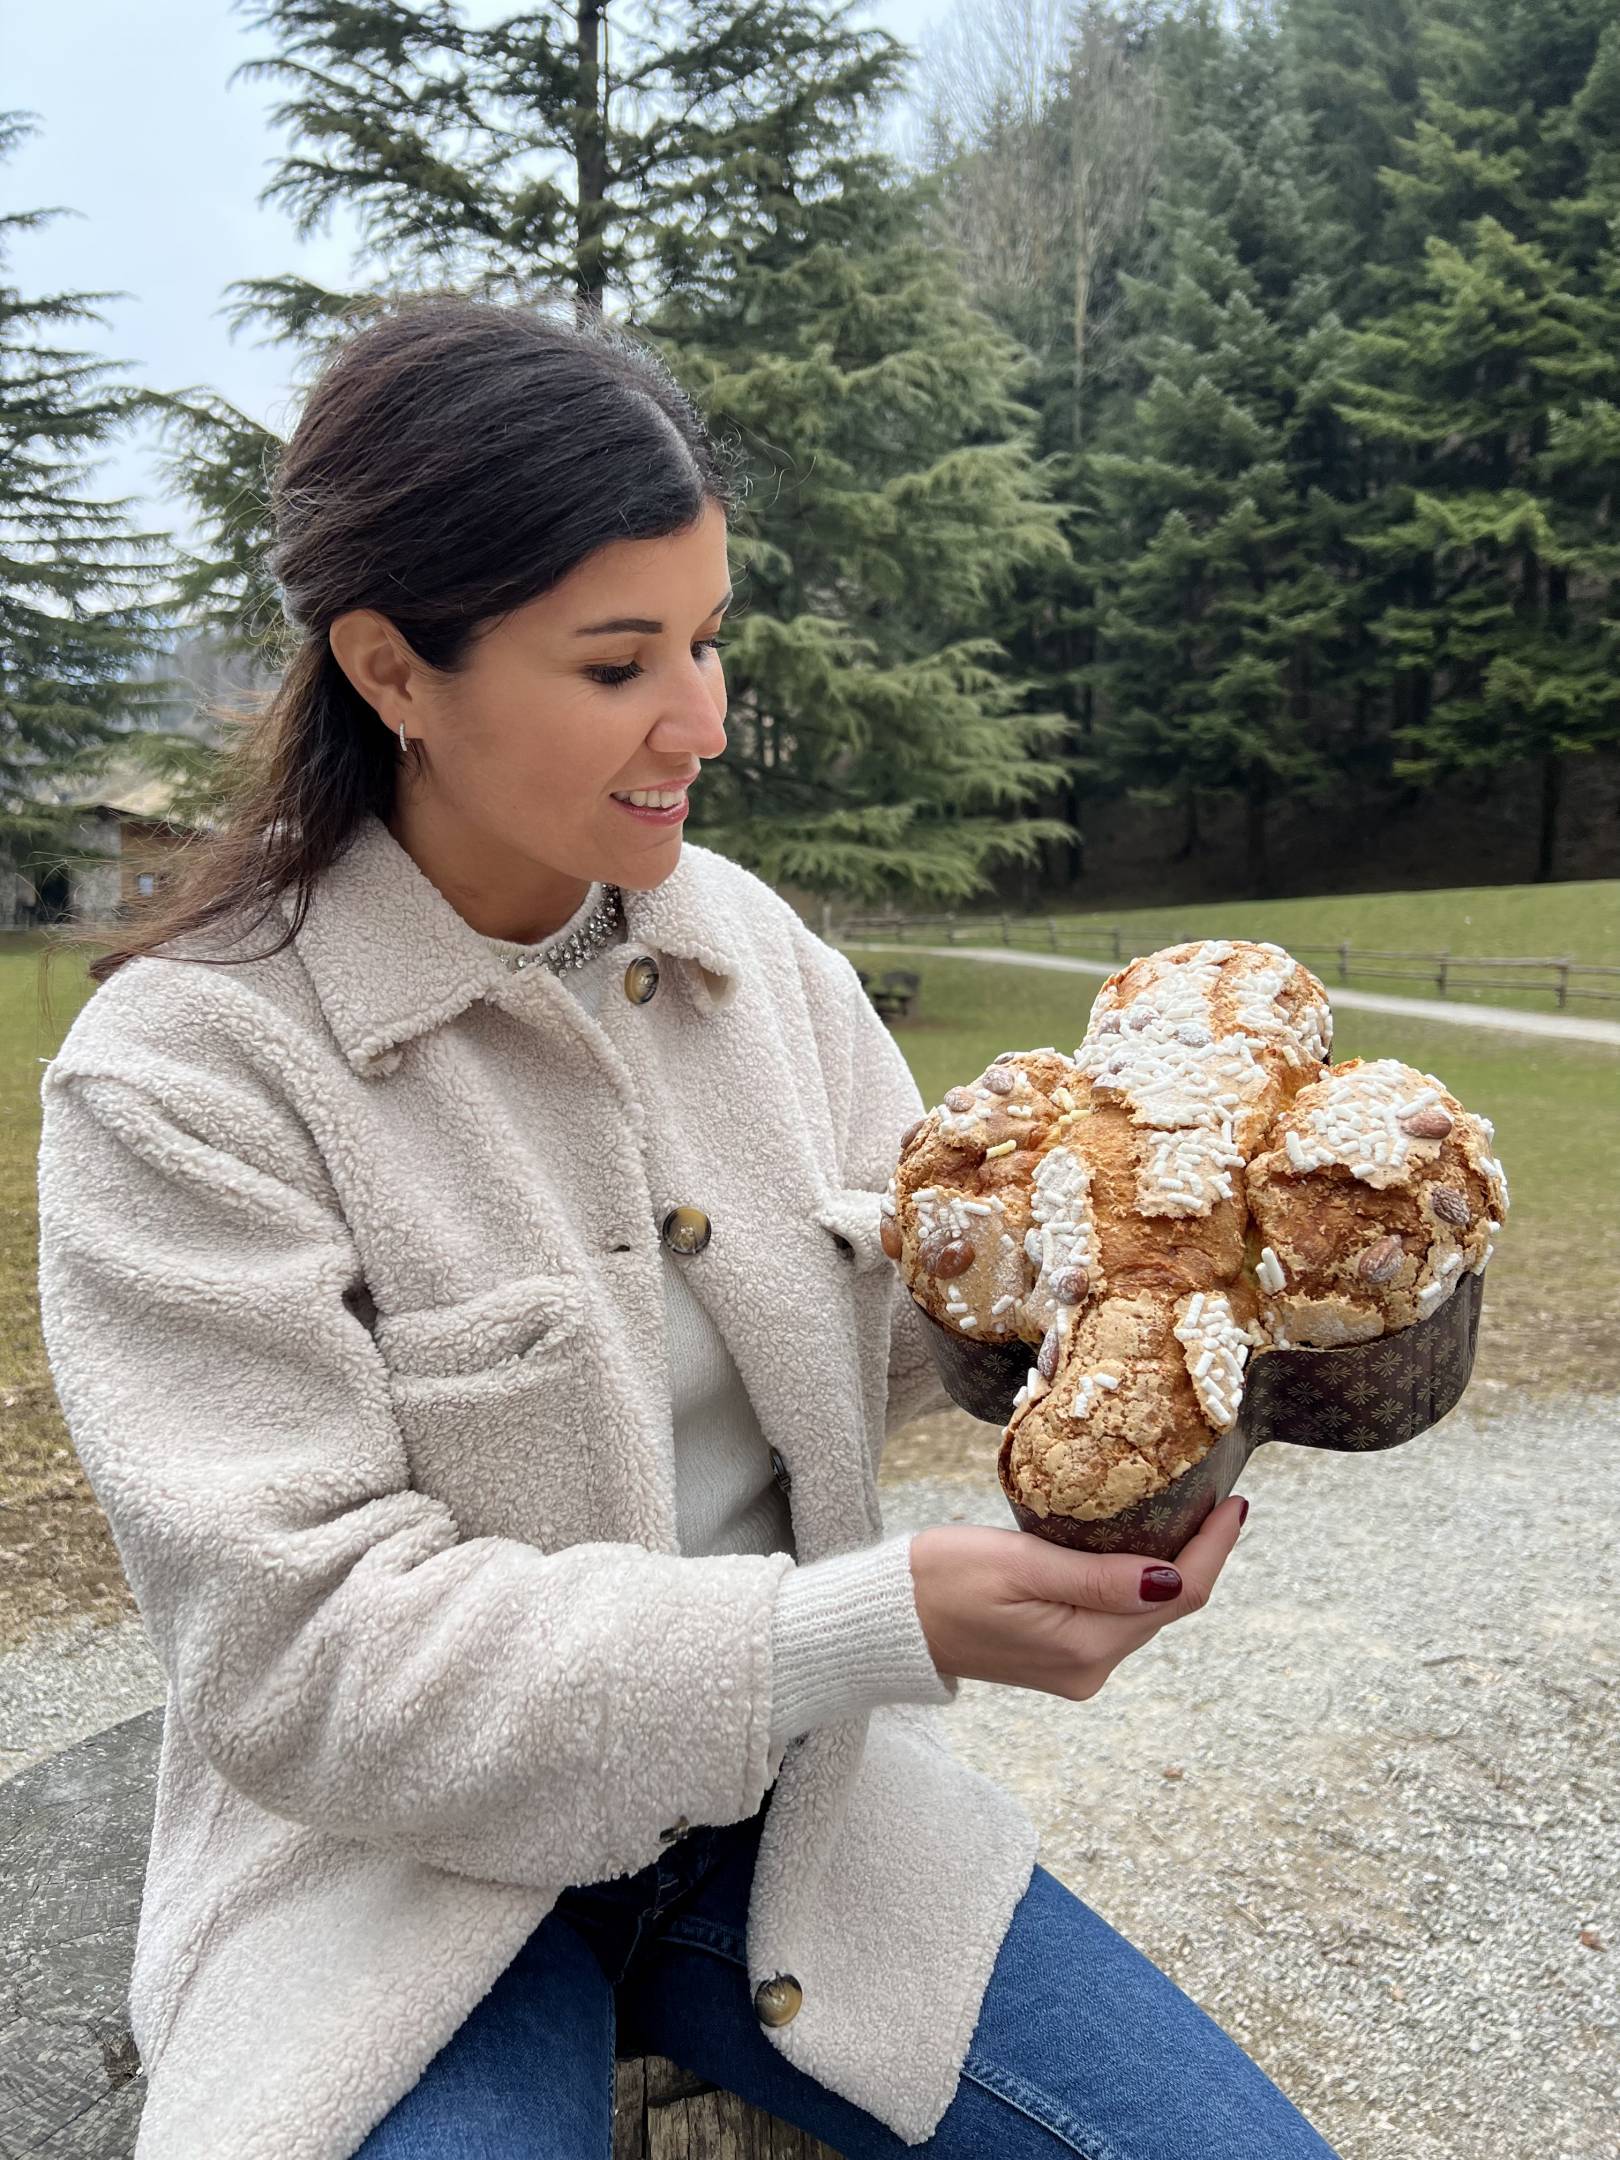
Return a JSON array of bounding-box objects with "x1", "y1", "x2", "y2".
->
[{"x1": 67, "y1": 290, "x2": 738, "y2": 986}]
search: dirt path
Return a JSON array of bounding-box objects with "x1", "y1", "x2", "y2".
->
[{"x1": 846, "y1": 941, "x2": 1620, "y2": 1047}]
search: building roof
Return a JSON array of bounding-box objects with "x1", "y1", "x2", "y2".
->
[{"x1": 42, "y1": 762, "x2": 208, "y2": 827}]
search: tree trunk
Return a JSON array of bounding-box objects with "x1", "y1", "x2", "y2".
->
[
  {"x1": 1172, "y1": 780, "x2": 1200, "y2": 862},
  {"x1": 575, "y1": 0, "x2": 609, "y2": 315},
  {"x1": 1069, "y1": 625, "x2": 1095, "y2": 884},
  {"x1": 1291, "y1": 636, "x2": 1311, "y2": 726},
  {"x1": 1061, "y1": 769, "x2": 1087, "y2": 886},
  {"x1": 1246, "y1": 766, "x2": 1272, "y2": 896},
  {"x1": 1072, "y1": 214, "x2": 1093, "y2": 452},
  {"x1": 1536, "y1": 753, "x2": 1562, "y2": 884}
]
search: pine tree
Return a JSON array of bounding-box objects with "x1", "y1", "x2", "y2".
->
[
  {"x1": 1283, "y1": 0, "x2": 1429, "y2": 321},
  {"x1": 1077, "y1": 2, "x2": 1352, "y2": 892},
  {"x1": 1333, "y1": 0, "x2": 1620, "y2": 878},
  {"x1": 644, "y1": 161, "x2": 1072, "y2": 899},
  {"x1": 914, "y1": 0, "x2": 1167, "y2": 893},
  {"x1": 148, "y1": 0, "x2": 1073, "y2": 901},
  {"x1": 0, "y1": 112, "x2": 180, "y2": 902}
]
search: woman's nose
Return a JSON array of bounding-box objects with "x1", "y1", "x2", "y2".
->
[{"x1": 656, "y1": 665, "x2": 727, "y2": 755}]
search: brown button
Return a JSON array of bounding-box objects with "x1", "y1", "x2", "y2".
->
[
  {"x1": 660, "y1": 1206, "x2": 711, "y2": 1256},
  {"x1": 753, "y1": 1974, "x2": 803, "y2": 2027},
  {"x1": 623, "y1": 954, "x2": 660, "y2": 1004}
]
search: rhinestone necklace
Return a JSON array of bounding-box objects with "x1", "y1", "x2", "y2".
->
[{"x1": 507, "y1": 883, "x2": 626, "y2": 974}]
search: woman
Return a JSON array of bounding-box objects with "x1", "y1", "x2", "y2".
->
[{"x1": 36, "y1": 295, "x2": 1338, "y2": 2159}]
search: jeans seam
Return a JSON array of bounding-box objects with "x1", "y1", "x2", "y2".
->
[
  {"x1": 961, "y1": 2050, "x2": 1125, "y2": 2160},
  {"x1": 651, "y1": 1913, "x2": 747, "y2": 1967}
]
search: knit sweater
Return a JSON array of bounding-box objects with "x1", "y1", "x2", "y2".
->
[{"x1": 474, "y1": 881, "x2": 947, "y2": 1757}]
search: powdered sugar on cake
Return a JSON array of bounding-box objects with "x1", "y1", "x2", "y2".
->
[{"x1": 907, "y1": 1184, "x2": 1025, "y2": 1337}]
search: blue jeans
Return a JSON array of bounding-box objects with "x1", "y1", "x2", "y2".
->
[{"x1": 354, "y1": 1782, "x2": 1341, "y2": 2158}]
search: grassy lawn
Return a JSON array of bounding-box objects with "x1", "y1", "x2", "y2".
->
[
  {"x1": 854, "y1": 878, "x2": 1620, "y2": 1016},
  {"x1": 2, "y1": 926, "x2": 1615, "y2": 1650},
  {"x1": 1, "y1": 935, "x2": 133, "y2": 1650},
  {"x1": 840, "y1": 948, "x2": 1620, "y2": 1401}
]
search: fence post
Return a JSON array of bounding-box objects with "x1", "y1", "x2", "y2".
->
[
  {"x1": 1437, "y1": 950, "x2": 1450, "y2": 996},
  {"x1": 1047, "y1": 916, "x2": 1059, "y2": 951},
  {"x1": 820, "y1": 900, "x2": 832, "y2": 941},
  {"x1": 1001, "y1": 913, "x2": 1011, "y2": 947},
  {"x1": 1338, "y1": 940, "x2": 1350, "y2": 984},
  {"x1": 947, "y1": 911, "x2": 959, "y2": 946},
  {"x1": 1111, "y1": 928, "x2": 1122, "y2": 963},
  {"x1": 1558, "y1": 959, "x2": 1571, "y2": 1011}
]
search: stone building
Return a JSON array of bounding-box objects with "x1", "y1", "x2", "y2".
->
[{"x1": 5, "y1": 768, "x2": 206, "y2": 932}]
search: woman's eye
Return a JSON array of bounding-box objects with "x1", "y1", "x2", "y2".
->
[{"x1": 586, "y1": 638, "x2": 726, "y2": 689}]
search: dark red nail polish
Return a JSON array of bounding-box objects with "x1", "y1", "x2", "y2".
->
[
  {"x1": 1141, "y1": 1566, "x2": 1182, "y2": 1602},
  {"x1": 1236, "y1": 1496, "x2": 1250, "y2": 1528}
]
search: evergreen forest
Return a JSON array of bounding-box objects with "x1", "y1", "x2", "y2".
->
[{"x1": 5, "y1": 0, "x2": 1619, "y2": 905}]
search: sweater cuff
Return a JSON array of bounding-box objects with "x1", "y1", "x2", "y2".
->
[{"x1": 766, "y1": 1531, "x2": 959, "y2": 1752}]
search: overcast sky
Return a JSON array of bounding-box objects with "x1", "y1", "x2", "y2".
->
[{"x1": 9, "y1": 0, "x2": 950, "y2": 571}]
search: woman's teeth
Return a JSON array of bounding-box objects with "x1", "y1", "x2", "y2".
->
[{"x1": 614, "y1": 788, "x2": 686, "y2": 808}]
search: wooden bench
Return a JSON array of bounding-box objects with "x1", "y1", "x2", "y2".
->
[
  {"x1": 0, "y1": 1708, "x2": 839, "y2": 2157},
  {"x1": 853, "y1": 967, "x2": 920, "y2": 1023}
]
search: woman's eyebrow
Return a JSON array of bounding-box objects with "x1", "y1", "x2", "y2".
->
[{"x1": 573, "y1": 590, "x2": 733, "y2": 636}]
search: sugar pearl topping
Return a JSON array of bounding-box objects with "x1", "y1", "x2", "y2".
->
[
  {"x1": 1019, "y1": 1144, "x2": 1100, "y2": 1336},
  {"x1": 1278, "y1": 1059, "x2": 1477, "y2": 1190},
  {"x1": 1064, "y1": 1362, "x2": 1125, "y2": 1422},
  {"x1": 1173, "y1": 1289, "x2": 1251, "y2": 1431},
  {"x1": 1074, "y1": 941, "x2": 1329, "y2": 1219}
]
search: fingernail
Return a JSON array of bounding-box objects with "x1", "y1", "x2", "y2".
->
[
  {"x1": 1236, "y1": 1496, "x2": 1250, "y2": 1529},
  {"x1": 1141, "y1": 1566, "x2": 1182, "y2": 1602}
]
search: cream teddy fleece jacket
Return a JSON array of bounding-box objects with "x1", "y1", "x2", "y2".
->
[
  {"x1": 35, "y1": 813, "x2": 1040, "y2": 2156},
  {"x1": 483, "y1": 885, "x2": 946, "y2": 1750}
]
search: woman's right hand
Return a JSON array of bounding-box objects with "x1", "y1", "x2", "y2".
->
[{"x1": 909, "y1": 1494, "x2": 1248, "y2": 1701}]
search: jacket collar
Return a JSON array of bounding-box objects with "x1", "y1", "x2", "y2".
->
[{"x1": 279, "y1": 811, "x2": 741, "y2": 1076}]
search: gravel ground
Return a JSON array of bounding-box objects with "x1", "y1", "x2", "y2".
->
[
  {"x1": 2, "y1": 1383, "x2": 1615, "y2": 2159},
  {"x1": 881, "y1": 1383, "x2": 1619, "y2": 2160}
]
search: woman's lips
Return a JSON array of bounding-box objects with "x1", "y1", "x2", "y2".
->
[{"x1": 610, "y1": 788, "x2": 690, "y2": 825}]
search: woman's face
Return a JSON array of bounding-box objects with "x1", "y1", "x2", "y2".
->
[{"x1": 329, "y1": 496, "x2": 732, "y2": 942}]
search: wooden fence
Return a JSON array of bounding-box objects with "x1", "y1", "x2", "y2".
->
[{"x1": 830, "y1": 910, "x2": 1620, "y2": 1011}]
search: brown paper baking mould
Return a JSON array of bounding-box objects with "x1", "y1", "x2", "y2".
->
[{"x1": 919, "y1": 1267, "x2": 1485, "y2": 1561}]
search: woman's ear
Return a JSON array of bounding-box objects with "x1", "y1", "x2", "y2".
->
[{"x1": 329, "y1": 609, "x2": 421, "y2": 731}]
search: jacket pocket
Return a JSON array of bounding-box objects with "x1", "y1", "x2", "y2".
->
[
  {"x1": 374, "y1": 1270, "x2": 582, "y2": 1378},
  {"x1": 375, "y1": 1273, "x2": 598, "y2": 1550}
]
